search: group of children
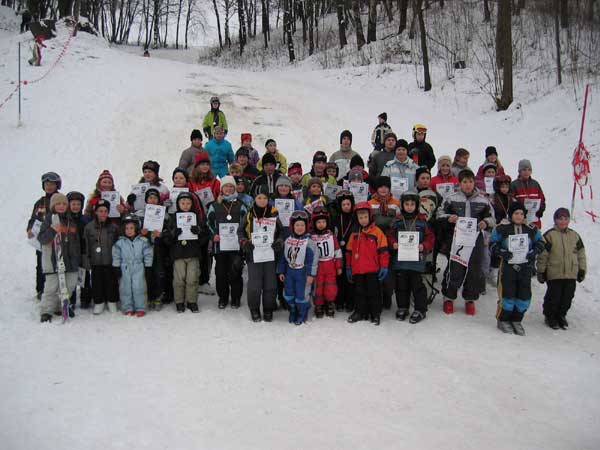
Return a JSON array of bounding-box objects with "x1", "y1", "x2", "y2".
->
[{"x1": 27, "y1": 110, "x2": 587, "y2": 334}]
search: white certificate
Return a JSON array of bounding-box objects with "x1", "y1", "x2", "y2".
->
[
  {"x1": 391, "y1": 177, "x2": 409, "y2": 199},
  {"x1": 292, "y1": 189, "x2": 304, "y2": 203},
  {"x1": 274, "y1": 198, "x2": 295, "y2": 227},
  {"x1": 436, "y1": 182, "x2": 455, "y2": 198},
  {"x1": 304, "y1": 199, "x2": 323, "y2": 215},
  {"x1": 397, "y1": 231, "x2": 420, "y2": 261},
  {"x1": 349, "y1": 182, "x2": 369, "y2": 203},
  {"x1": 253, "y1": 217, "x2": 276, "y2": 236},
  {"x1": 144, "y1": 204, "x2": 166, "y2": 232},
  {"x1": 454, "y1": 217, "x2": 478, "y2": 247},
  {"x1": 335, "y1": 159, "x2": 350, "y2": 180},
  {"x1": 176, "y1": 212, "x2": 197, "y2": 240},
  {"x1": 168, "y1": 187, "x2": 189, "y2": 214},
  {"x1": 524, "y1": 198, "x2": 541, "y2": 224},
  {"x1": 484, "y1": 177, "x2": 495, "y2": 194},
  {"x1": 508, "y1": 234, "x2": 529, "y2": 265},
  {"x1": 196, "y1": 187, "x2": 215, "y2": 208},
  {"x1": 324, "y1": 183, "x2": 341, "y2": 200},
  {"x1": 218, "y1": 223, "x2": 239, "y2": 251},
  {"x1": 252, "y1": 232, "x2": 274, "y2": 263},
  {"x1": 28, "y1": 219, "x2": 42, "y2": 251},
  {"x1": 131, "y1": 183, "x2": 150, "y2": 212},
  {"x1": 101, "y1": 191, "x2": 120, "y2": 218}
]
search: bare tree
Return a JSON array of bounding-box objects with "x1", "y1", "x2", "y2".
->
[
  {"x1": 367, "y1": 0, "x2": 377, "y2": 43},
  {"x1": 238, "y1": 0, "x2": 247, "y2": 54},
  {"x1": 398, "y1": 0, "x2": 408, "y2": 33},
  {"x1": 212, "y1": 0, "x2": 223, "y2": 49},
  {"x1": 284, "y1": 0, "x2": 295, "y2": 61},
  {"x1": 336, "y1": 0, "x2": 347, "y2": 48},
  {"x1": 176, "y1": 0, "x2": 184, "y2": 48},
  {"x1": 560, "y1": 0, "x2": 568, "y2": 28},
  {"x1": 483, "y1": 0, "x2": 491, "y2": 22},
  {"x1": 350, "y1": 0, "x2": 365, "y2": 50},
  {"x1": 555, "y1": 0, "x2": 562, "y2": 84},
  {"x1": 496, "y1": 0, "x2": 512, "y2": 110},
  {"x1": 261, "y1": 0, "x2": 269, "y2": 48},
  {"x1": 414, "y1": 0, "x2": 431, "y2": 91}
]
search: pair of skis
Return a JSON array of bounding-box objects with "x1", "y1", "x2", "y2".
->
[{"x1": 52, "y1": 214, "x2": 71, "y2": 323}]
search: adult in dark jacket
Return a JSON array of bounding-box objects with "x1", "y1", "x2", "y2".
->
[
  {"x1": 179, "y1": 129, "x2": 208, "y2": 175},
  {"x1": 250, "y1": 153, "x2": 282, "y2": 197},
  {"x1": 408, "y1": 123, "x2": 436, "y2": 170}
]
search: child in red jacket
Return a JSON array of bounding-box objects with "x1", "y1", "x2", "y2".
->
[
  {"x1": 310, "y1": 206, "x2": 342, "y2": 318},
  {"x1": 345, "y1": 202, "x2": 390, "y2": 325}
]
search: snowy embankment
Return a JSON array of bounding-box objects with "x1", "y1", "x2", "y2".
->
[{"x1": 1, "y1": 14, "x2": 599, "y2": 450}]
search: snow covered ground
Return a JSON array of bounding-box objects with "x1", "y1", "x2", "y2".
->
[{"x1": 1, "y1": 14, "x2": 600, "y2": 450}]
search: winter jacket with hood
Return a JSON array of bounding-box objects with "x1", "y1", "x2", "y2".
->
[
  {"x1": 537, "y1": 227, "x2": 586, "y2": 280},
  {"x1": 38, "y1": 211, "x2": 81, "y2": 274}
]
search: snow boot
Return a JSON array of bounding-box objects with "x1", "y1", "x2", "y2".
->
[
  {"x1": 545, "y1": 316, "x2": 560, "y2": 330},
  {"x1": 36, "y1": 291, "x2": 43, "y2": 301},
  {"x1": 443, "y1": 300, "x2": 454, "y2": 315},
  {"x1": 326, "y1": 302, "x2": 335, "y2": 317},
  {"x1": 153, "y1": 301, "x2": 163, "y2": 312},
  {"x1": 295, "y1": 302, "x2": 310, "y2": 325},
  {"x1": 93, "y1": 303, "x2": 105, "y2": 315},
  {"x1": 230, "y1": 298, "x2": 241, "y2": 309},
  {"x1": 218, "y1": 298, "x2": 228, "y2": 309},
  {"x1": 263, "y1": 309, "x2": 273, "y2": 322},
  {"x1": 347, "y1": 312, "x2": 365, "y2": 323},
  {"x1": 315, "y1": 304, "x2": 324, "y2": 318},
  {"x1": 107, "y1": 302, "x2": 118, "y2": 313},
  {"x1": 40, "y1": 313, "x2": 52, "y2": 323},
  {"x1": 251, "y1": 309, "x2": 262, "y2": 322},
  {"x1": 557, "y1": 316, "x2": 569, "y2": 330},
  {"x1": 409, "y1": 311, "x2": 426, "y2": 324},
  {"x1": 288, "y1": 305, "x2": 298, "y2": 324},
  {"x1": 123, "y1": 311, "x2": 134, "y2": 316},
  {"x1": 371, "y1": 315, "x2": 381, "y2": 326},
  {"x1": 198, "y1": 283, "x2": 215, "y2": 295},
  {"x1": 187, "y1": 302, "x2": 199, "y2": 313},
  {"x1": 497, "y1": 321, "x2": 513, "y2": 334},
  {"x1": 465, "y1": 301, "x2": 476, "y2": 316},
  {"x1": 136, "y1": 311, "x2": 145, "y2": 317},
  {"x1": 176, "y1": 303, "x2": 185, "y2": 313},
  {"x1": 511, "y1": 322, "x2": 526, "y2": 336},
  {"x1": 68, "y1": 304, "x2": 75, "y2": 318},
  {"x1": 335, "y1": 303, "x2": 345, "y2": 312},
  {"x1": 396, "y1": 309, "x2": 409, "y2": 321}
]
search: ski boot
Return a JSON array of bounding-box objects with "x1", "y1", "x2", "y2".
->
[
  {"x1": 187, "y1": 302, "x2": 199, "y2": 313},
  {"x1": 409, "y1": 311, "x2": 425, "y2": 324},
  {"x1": 40, "y1": 313, "x2": 52, "y2": 323},
  {"x1": 315, "y1": 304, "x2": 324, "y2": 318},
  {"x1": 497, "y1": 321, "x2": 513, "y2": 334},
  {"x1": 443, "y1": 300, "x2": 454, "y2": 315},
  {"x1": 325, "y1": 302, "x2": 335, "y2": 317},
  {"x1": 511, "y1": 322, "x2": 526, "y2": 336},
  {"x1": 250, "y1": 309, "x2": 262, "y2": 322},
  {"x1": 465, "y1": 301, "x2": 476, "y2": 316}
]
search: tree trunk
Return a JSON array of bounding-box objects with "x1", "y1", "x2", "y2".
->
[
  {"x1": 560, "y1": 0, "x2": 568, "y2": 28},
  {"x1": 185, "y1": 0, "x2": 194, "y2": 49},
  {"x1": 212, "y1": 0, "x2": 223, "y2": 49},
  {"x1": 351, "y1": 0, "x2": 365, "y2": 50},
  {"x1": 261, "y1": 0, "x2": 268, "y2": 48},
  {"x1": 398, "y1": 0, "x2": 408, "y2": 33},
  {"x1": 153, "y1": 0, "x2": 160, "y2": 48},
  {"x1": 336, "y1": 0, "x2": 347, "y2": 48},
  {"x1": 414, "y1": 0, "x2": 431, "y2": 91},
  {"x1": 238, "y1": 0, "x2": 247, "y2": 54},
  {"x1": 175, "y1": 0, "x2": 183, "y2": 49},
  {"x1": 284, "y1": 0, "x2": 295, "y2": 61},
  {"x1": 483, "y1": 0, "x2": 491, "y2": 22},
  {"x1": 164, "y1": 0, "x2": 169, "y2": 47},
  {"x1": 496, "y1": 0, "x2": 513, "y2": 110},
  {"x1": 308, "y1": 0, "x2": 314, "y2": 54},
  {"x1": 300, "y1": 0, "x2": 307, "y2": 43},
  {"x1": 367, "y1": 0, "x2": 377, "y2": 43},
  {"x1": 555, "y1": 0, "x2": 562, "y2": 84},
  {"x1": 382, "y1": 0, "x2": 393, "y2": 22}
]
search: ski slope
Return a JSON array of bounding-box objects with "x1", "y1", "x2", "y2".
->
[{"x1": 1, "y1": 17, "x2": 599, "y2": 450}]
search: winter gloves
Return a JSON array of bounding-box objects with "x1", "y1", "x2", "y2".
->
[
  {"x1": 345, "y1": 266, "x2": 353, "y2": 283},
  {"x1": 577, "y1": 269, "x2": 586, "y2": 283},
  {"x1": 377, "y1": 267, "x2": 388, "y2": 281},
  {"x1": 537, "y1": 272, "x2": 546, "y2": 284},
  {"x1": 271, "y1": 240, "x2": 283, "y2": 253},
  {"x1": 114, "y1": 267, "x2": 122, "y2": 279},
  {"x1": 126, "y1": 193, "x2": 136, "y2": 207},
  {"x1": 242, "y1": 240, "x2": 254, "y2": 254}
]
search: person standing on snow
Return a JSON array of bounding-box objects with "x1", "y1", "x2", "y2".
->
[
  {"x1": 179, "y1": 129, "x2": 208, "y2": 175},
  {"x1": 204, "y1": 126, "x2": 235, "y2": 179},
  {"x1": 202, "y1": 96, "x2": 228, "y2": 140},
  {"x1": 408, "y1": 124, "x2": 436, "y2": 170},
  {"x1": 28, "y1": 35, "x2": 46, "y2": 66}
]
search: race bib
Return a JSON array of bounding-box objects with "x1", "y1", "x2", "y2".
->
[
  {"x1": 312, "y1": 234, "x2": 335, "y2": 261},
  {"x1": 284, "y1": 237, "x2": 308, "y2": 269}
]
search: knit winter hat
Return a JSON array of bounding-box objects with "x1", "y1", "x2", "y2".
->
[
  {"x1": 241, "y1": 133, "x2": 252, "y2": 143},
  {"x1": 172, "y1": 167, "x2": 189, "y2": 181},
  {"x1": 312, "y1": 151, "x2": 328, "y2": 164},
  {"x1": 508, "y1": 201, "x2": 527, "y2": 218},
  {"x1": 378, "y1": 112, "x2": 387, "y2": 121},
  {"x1": 518, "y1": 159, "x2": 532, "y2": 171},
  {"x1": 220, "y1": 175, "x2": 236, "y2": 191},
  {"x1": 307, "y1": 177, "x2": 323, "y2": 190},
  {"x1": 437, "y1": 155, "x2": 452, "y2": 167},
  {"x1": 374, "y1": 176, "x2": 392, "y2": 191},
  {"x1": 340, "y1": 130, "x2": 353, "y2": 144},
  {"x1": 265, "y1": 138, "x2": 276, "y2": 148},
  {"x1": 384, "y1": 132, "x2": 398, "y2": 142},
  {"x1": 350, "y1": 154, "x2": 365, "y2": 169},
  {"x1": 348, "y1": 168, "x2": 364, "y2": 182},
  {"x1": 287, "y1": 163, "x2": 303, "y2": 177},
  {"x1": 97, "y1": 169, "x2": 114, "y2": 185},
  {"x1": 554, "y1": 207, "x2": 570, "y2": 221},
  {"x1": 485, "y1": 146, "x2": 498, "y2": 158},
  {"x1": 67, "y1": 191, "x2": 85, "y2": 204},
  {"x1": 275, "y1": 176, "x2": 293, "y2": 189},
  {"x1": 145, "y1": 187, "x2": 161, "y2": 203},
  {"x1": 236, "y1": 147, "x2": 250, "y2": 158},
  {"x1": 94, "y1": 199, "x2": 111, "y2": 212},
  {"x1": 396, "y1": 139, "x2": 409, "y2": 150},
  {"x1": 194, "y1": 152, "x2": 210, "y2": 166},
  {"x1": 458, "y1": 169, "x2": 475, "y2": 182},
  {"x1": 261, "y1": 152, "x2": 277, "y2": 167},
  {"x1": 142, "y1": 160, "x2": 160, "y2": 175},
  {"x1": 482, "y1": 162, "x2": 498, "y2": 174},
  {"x1": 415, "y1": 166, "x2": 431, "y2": 181},
  {"x1": 190, "y1": 129, "x2": 203, "y2": 141},
  {"x1": 50, "y1": 193, "x2": 68, "y2": 212}
]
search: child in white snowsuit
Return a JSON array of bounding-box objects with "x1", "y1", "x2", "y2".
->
[{"x1": 112, "y1": 215, "x2": 153, "y2": 316}]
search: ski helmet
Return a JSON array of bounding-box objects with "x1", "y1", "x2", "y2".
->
[
  {"x1": 335, "y1": 189, "x2": 355, "y2": 210},
  {"x1": 66, "y1": 191, "x2": 85, "y2": 204},
  {"x1": 400, "y1": 190, "x2": 421, "y2": 215},
  {"x1": 144, "y1": 187, "x2": 161, "y2": 204},
  {"x1": 354, "y1": 201, "x2": 373, "y2": 223},
  {"x1": 121, "y1": 214, "x2": 140, "y2": 233},
  {"x1": 311, "y1": 206, "x2": 330, "y2": 231},
  {"x1": 412, "y1": 123, "x2": 427, "y2": 137},
  {"x1": 289, "y1": 210, "x2": 309, "y2": 233},
  {"x1": 41, "y1": 172, "x2": 62, "y2": 190},
  {"x1": 210, "y1": 96, "x2": 220, "y2": 104}
]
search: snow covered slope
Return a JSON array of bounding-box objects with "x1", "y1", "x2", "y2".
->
[{"x1": 1, "y1": 19, "x2": 599, "y2": 450}]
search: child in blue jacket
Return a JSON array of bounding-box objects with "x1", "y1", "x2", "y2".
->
[
  {"x1": 112, "y1": 215, "x2": 153, "y2": 317},
  {"x1": 277, "y1": 211, "x2": 319, "y2": 325}
]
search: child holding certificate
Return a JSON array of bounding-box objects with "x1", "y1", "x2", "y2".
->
[
  {"x1": 207, "y1": 176, "x2": 248, "y2": 310},
  {"x1": 387, "y1": 192, "x2": 434, "y2": 324},
  {"x1": 437, "y1": 169, "x2": 495, "y2": 315},
  {"x1": 163, "y1": 192, "x2": 209, "y2": 313},
  {"x1": 238, "y1": 187, "x2": 284, "y2": 322},
  {"x1": 489, "y1": 202, "x2": 544, "y2": 335}
]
